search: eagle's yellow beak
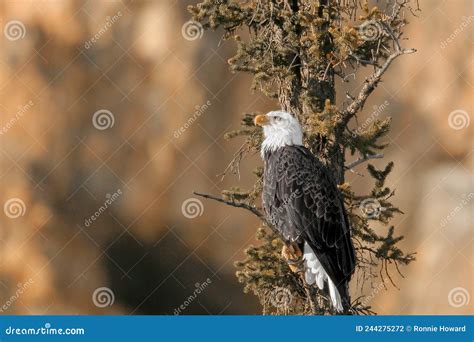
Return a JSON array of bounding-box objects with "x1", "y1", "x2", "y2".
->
[{"x1": 254, "y1": 114, "x2": 269, "y2": 126}]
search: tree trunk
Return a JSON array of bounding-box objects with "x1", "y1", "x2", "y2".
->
[{"x1": 277, "y1": 0, "x2": 344, "y2": 183}]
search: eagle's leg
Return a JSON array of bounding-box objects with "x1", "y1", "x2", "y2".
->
[{"x1": 281, "y1": 243, "x2": 304, "y2": 273}]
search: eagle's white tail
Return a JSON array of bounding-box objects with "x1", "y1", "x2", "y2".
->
[{"x1": 303, "y1": 242, "x2": 343, "y2": 312}]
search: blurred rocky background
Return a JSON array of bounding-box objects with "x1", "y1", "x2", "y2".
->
[{"x1": 0, "y1": 0, "x2": 472, "y2": 315}]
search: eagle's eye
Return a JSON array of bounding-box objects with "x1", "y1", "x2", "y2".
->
[{"x1": 274, "y1": 116, "x2": 282, "y2": 122}]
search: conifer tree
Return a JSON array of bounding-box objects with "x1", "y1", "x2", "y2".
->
[{"x1": 190, "y1": 0, "x2": 417, "y2": 315}]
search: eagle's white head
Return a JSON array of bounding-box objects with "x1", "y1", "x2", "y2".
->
[{"x1": 254, "y1": 111, "x2": 303, "y2": 157}]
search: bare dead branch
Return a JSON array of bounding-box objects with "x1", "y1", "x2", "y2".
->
[
  {"x1": 346, "y1": 153, "x2": 384, "y2": 170},
  {"x1": 217, "y1": 142, "x2": 249, "y2": 181},
  {"x1": 338, "y1": 48, "x2": 416, "y2": 130},
  {"x1": 193, "y1": 191, "x2": 268, "y2": 223},
  {"x1": 385, "y1": 259, "x2": 399, "y2": 289}
]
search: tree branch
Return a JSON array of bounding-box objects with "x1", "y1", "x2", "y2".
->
[
  {"x1": 338, "y1": 48, "x2": 416, "y2": 130},
  {"x1": 193, "y1": 191, "x2": 269, "y2": 224},
  {"x1": 345, "y1": 154, "x2": 384, "y2": 170}
]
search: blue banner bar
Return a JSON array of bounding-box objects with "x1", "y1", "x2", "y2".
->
[{"x1": 0, "y1": 315, "x2": 472, "y2": 341}]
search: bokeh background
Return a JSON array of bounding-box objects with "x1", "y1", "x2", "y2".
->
[{"x1": 0, "y1": 0, "x2": 472, "y2": 315}]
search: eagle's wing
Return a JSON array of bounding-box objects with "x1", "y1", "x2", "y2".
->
[{"x1": 267, "y1": 145, "x2": 355, "y2": 285}]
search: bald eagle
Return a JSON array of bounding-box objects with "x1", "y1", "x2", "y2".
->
[{"x1": 255, "y1": 111, "x2": 356, "y2": 313}]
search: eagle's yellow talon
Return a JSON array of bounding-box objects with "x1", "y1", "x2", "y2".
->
[
  {"x1": 281, "y1": 244, "x2": 303, "y2": 273},
  {"x1": 337, "y1": 182, "x2": 350, "y2": 190}
]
